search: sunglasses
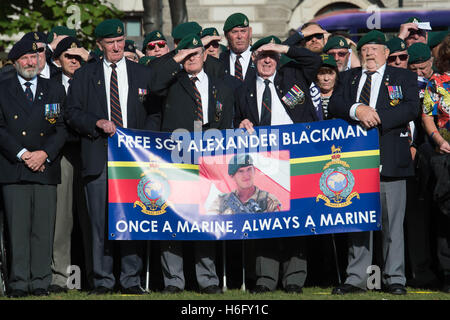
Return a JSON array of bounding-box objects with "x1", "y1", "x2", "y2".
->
[
  {"x1": 36, "y1": 47, "x2": 45, "y2": 53},
  {"x1": 304, "y1": 33, "x2": 324, "y2": 42},
  {"x1": 205, "y1": 41, "x2": 219, "y2": 49},
  {"x1": 387, "y1": 54, "x2": 408, "y2": 63},
  {"x1": 147, "y1": 41, "x2": 166, "y2": 50},
  {"x1": 328, "y1": 51, "x2": 348, "y2": 58}
]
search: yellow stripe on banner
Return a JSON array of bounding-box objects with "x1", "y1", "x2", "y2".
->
[
  {"x1": 108, "y1": 161, "x2": 199, "y2": 170},
  {"x1": 290, "y1": 149, "x2": 380, "y2": 164}
]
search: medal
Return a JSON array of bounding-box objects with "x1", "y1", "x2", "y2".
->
[{"x1": 44, "y1": 103, "x2": 60, "y2": 124}]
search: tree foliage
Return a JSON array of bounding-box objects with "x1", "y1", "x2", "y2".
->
[{"x1": 0, "y1": 0, "x2": 123, "y2": 51}]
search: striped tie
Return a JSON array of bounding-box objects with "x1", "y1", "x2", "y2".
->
[
  {"x1": 234, "y1": 54, "x2": 243, "y2": 81},
  {"x1": 260, "y1": 79, "x2": 272, "y2": 126},
  {"x1": 110, "y1": 63, "x2": 123, "y2": 127},
  {"x1": 358, "y1": 71, "x2": 375, "y2": 106},
  {"x1": 24, "y1": 82, "x2": 33, "y2": 104},
  {"x1": 191, "y1": 77, "x2": 203, "y2": 122}
]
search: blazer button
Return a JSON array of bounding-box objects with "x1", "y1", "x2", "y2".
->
[
  {"x1": 40, "y1": 132, "x2": 44, "y2": 136},
  {"x1": 14, "y1": 115, "x2": 18, "y2": 119},
  {"x1": 22, "y1": 131, "x2": 26, "y2": 136}
]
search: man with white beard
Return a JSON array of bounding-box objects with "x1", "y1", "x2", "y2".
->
[{"x1": 0, "y1": 38, "x2": 67, "y2": 298}]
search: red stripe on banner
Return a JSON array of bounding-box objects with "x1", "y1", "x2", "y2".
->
[
  {"x1": 290, "y1": 168, "x2": 380, "y2": 199},
  {"x1": 108, "y1": 179, "x2": 202, "y2": 204}
]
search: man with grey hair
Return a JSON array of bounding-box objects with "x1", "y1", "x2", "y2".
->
[{"x1": 0, "y1": 37, "x2": 67, "y2": 298}]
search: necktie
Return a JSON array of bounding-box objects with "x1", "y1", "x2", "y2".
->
[
  {"x1": 234, "y1": 54, "x2": 243, "y2": 81},
  {"x1": 358, "y1": 71, "x2": 375, "y2": 106},
  {"x1": 260, "y1": 79, "x2": 272, "y2": 126},
  {"x1": 110, "y1": 63, "x2": 123, "y2": 127},
  {"x1": 191, "y1": 77, "x2": 203, "y2": 122},
  {"x1": 24, "y1": 82, "x2": 33, "y2": 103}
]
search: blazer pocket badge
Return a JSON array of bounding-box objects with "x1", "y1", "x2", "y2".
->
[
  {"x1": 44, "y1": 103, "x2": 60, "y2": 124},
  {"x1": 138, "y1": 88, "x2": 148, "y2": 103},
  {"x1": 388, "y1": 85, "x2": 403, "y2": 107},
  {"x1": 282, "y1": 84, "x2": 305, "y2": 109},
  {"x1": 215, "y1": 100, "x2": 223, "y2": 122}
]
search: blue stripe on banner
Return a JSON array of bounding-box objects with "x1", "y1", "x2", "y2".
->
[{"x1": 108, "y1": 193, "x2": 381, "y2": 240}]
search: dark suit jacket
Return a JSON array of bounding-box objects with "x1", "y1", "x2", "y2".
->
[
  {"x1": 234, "y1": 46, "x2": 321, "y2": 127},
  {"x1": 64, "y1": 59, "x2": 154, "y2": 178},
  {"x1": 219, "y1": 48, "x2": 257, "y2": 84},
  {"x1": 0, "y1": 75, "x2": 67, "y2": 184},
  {"x1": 150, "y1": 57, "x2": 234, "y2": 132},
  {"x1": 328, "y1": 65, "x2": 420, "y2": 178}
]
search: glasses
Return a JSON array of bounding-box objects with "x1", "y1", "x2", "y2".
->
[
  {"x1": 304, "y1": 33, "x2": 324, "y2": 42},
  {"x1": 328, "y1": 51, "x2": 348, "y2": 58},
  {"x1": 387, "y1": 54, "x2": 408, "y2": 63},
  {"x1": 147, "y1": 41, "x2": 166, "y2": 50},
  {"x1": 36, "y1": 47, "x2": 45, "y2": 53},
  {"x1": 205, "y1": 41, "x2": 219, "y2": 49}
]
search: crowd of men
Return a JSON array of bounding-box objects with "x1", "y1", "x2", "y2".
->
[{"x1": 0, "y1": 12, "x2": 449, "y2": 298}]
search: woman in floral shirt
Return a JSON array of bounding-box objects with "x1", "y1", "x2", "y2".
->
[{"x1": 422, "y1": 34, "x2": 450, "y2": 154}]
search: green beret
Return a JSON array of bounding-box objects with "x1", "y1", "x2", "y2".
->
[
  {"x1": 320, "y1": 54, "x2": 337, "y2": 68},
  {"x1": 142, "y1": 30, "x2": 166, "y2": 50},
  {"x1": 201, "y1": 27, "x2": 220, "y2": 38},
  {"x1": 223, "y1": 13, "x2": 249, "y2": 32},
  {"x1": 94, "y1": 19, "x2": 125, "y2": 39},
  {"x1": 407, "y1": 42, "x2": 431, "y2": 64},
  {"x1": 386, "y1": 37, "x2": 407, "y2": 54},
  {"x1": 323, "y1": 36, "x2": 349, "y2": 52},
  {"x1": 405, "y1": 16, "x2": 422, "y2": 24},
  {"x1": 172, "y1": 22, "x2": 202, "y2": 41},
  {"x1": 176, "y1": 33, "x2": 204, "y2": 51},
  {"x1": 250, "y1": 35, "x2": 281, "y2": 52},
  {"x1": 47, "y1": 26, "x2": 76, "y2": 43},
  {"x1": 139, "y1": 56, "x2": 156, "y2": 66},
  {"x1": 8, "y1": 38, "x2": 38, "y2": 61},
  {"x1": 357, "y1": 30, "x2": 386, "y2": 51},
  {"x1": 125, "y1": 40, "x2": 136, "y2": 53},
  {"x1": 53, "y1": 36, "x2": 81, "y2": 59},
  {"x1": 228, "y1": 154, "x2": 253, "y2": 176},
  {"x1": 428, "y1": 30, "x2": 449, "y2": 49}
]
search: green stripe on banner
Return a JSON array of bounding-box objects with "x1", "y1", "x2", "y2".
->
[
  {"x1": 108, "y1": 166, "x2": 199, "y2": 180},
  {"x1": 290, "y1": 155, "x2": 380, "y2": 176}
]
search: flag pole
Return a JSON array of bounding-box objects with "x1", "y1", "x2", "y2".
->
[
  {"x1": 145, "y1": 241, "x2": 151, "y2": 292},
  {"x1": 222, "y1": 241, "x2": 227, "y2": 292},
  {"x1": 241, "y1": 240, "x2": 246, "y2": 291}
]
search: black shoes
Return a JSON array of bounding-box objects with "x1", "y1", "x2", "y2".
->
[
  {"x1": 385, "y1": 283, "x2": 407, "y2": 295},
  {"x1": 48, "y1": 284, "x2": 68, "y2": 294},
  {"x1": 332, "y1": 284, "x2": 365, "y2": 295},
  {"x1": 7, "y1": 289, "x2": 28, "y2": 298},
  {"x1": 89, "y1": 286, "x2": 114, "y2": 295},
  {"x1": 162, "y1": 285, "x2": 183, "y2": 294},
  {"x1": 201, "y1": 285, "x2": 223, "y2": 294},
  {"x1": 284, "y1": 284, "x2": 303, "y2": 294},
  {"x1": 251, "y1": 285, "x2": 272, "y2": 294},
  {"x1": 31, "y1": 288, "x2": 49, "y2": 297},
  {"x1": 121, "y1": 285, "x2": 147, "y2": 295}
]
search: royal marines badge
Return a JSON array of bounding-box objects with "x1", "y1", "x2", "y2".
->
[
  {"x1": 44, "y1": 103, "x2": 60, "y2": 124},
  {"x1": 133, "y1": 155, "x2": 170, "y2": 216},
  {"x1": 316, "y1": 145, "x2": 360, "y2": 208}
]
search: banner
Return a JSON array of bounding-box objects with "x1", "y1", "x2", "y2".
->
[{"x1": 108, "y1": 119, "x2": 381, "y2": 240}]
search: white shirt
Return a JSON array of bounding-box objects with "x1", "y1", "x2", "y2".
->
[
  {"x1": 350, "y1": 63, "x2": 386, "y2": 120},
  {"x1": 256, "y1": 72, "x2": 293, "y2": 126},
  {"x1": 189, "y1": 69, "x2": 209, "y2": 124},
  {"x1": 62, "y1": 73, "x2": 71, "y2": 94},
  {"x1": 16, "y1": 75, "x2": 38, "y2": 160},
  {"x1": 103, "y1": 57, "x2": 129, "y2": 128},
  {"x1": 39, "y1": 62, "x2": 50, "y2": 79},
  {"x1": 229, "y1": 46, "x2": 252, "y2": 79}
]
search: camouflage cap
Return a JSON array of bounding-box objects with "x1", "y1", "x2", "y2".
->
[
  {"x1": 223, "y1": 13, "x2": 249, "y2": 33},
  {"x1": 386, "y1": 37, "x2": 407, "y2": 54},
  {"x1": 407, "y1": 42, "x2": 431, "y2": 64},
  {"x1": 357, "y1": 30, "x2": 386, "y2": 51},
  {"x1": 172, "y1": 22, "x2": 202, "y2": 41},
  {"x1": 94, "y1": 19, "x2": 125, "y2": 39},
  {"x1": 228, "y1": 154, "x2": 254, "y2": 176},
  {"x1": 323, "y1": 36, "x2": 349, "y2": 53},
  {"x1": 250, "y1": 35, "x2": 281, "y2": 52}
]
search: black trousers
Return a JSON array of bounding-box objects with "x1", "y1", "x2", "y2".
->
[{"x1": 2, "y1": 183, "x2": 56, "y2": 292}]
